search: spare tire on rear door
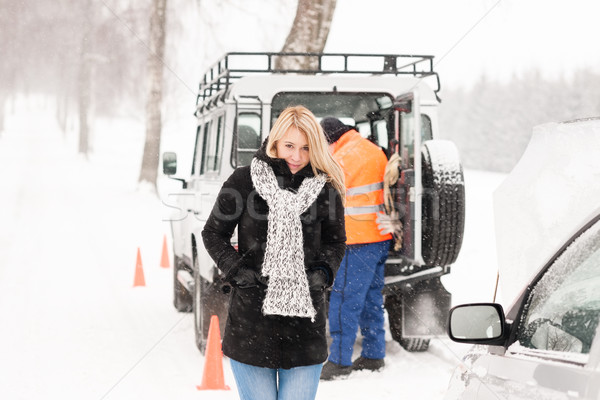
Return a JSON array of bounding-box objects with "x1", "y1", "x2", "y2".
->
[{"x1": 421, "y1": 140, "x2": 465, "y2": 266}]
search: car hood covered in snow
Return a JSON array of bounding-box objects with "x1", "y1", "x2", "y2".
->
[{"x1": 493, "y1": 117, "x2": 600, "y2": 309}]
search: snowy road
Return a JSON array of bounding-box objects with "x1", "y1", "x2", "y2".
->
[{"x1": 0, "y1": 99, "x2": 503, "y2": 399}]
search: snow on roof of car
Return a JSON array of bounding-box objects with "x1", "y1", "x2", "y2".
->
[{"x1": 493, "y1": 117, "x2": 600, "y2": 309}]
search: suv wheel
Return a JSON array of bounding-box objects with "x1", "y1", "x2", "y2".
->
[
  {"x1": 385, "y1": 294, "x2": 430, "y2": 352},
  {"x1": 173, "y1": 255, "x2": 193, "y2": 312},
  {"x1": 421, "y1": 140, "x2": 465, "y2": 266}
]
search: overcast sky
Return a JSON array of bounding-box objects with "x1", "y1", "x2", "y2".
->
[{"x1": 324, "y1": 0, "x2": 600, "y2": 88}]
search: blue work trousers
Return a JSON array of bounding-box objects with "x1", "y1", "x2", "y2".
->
[{"x1": 327, "y1": 240, "x2": 390, "y2": 366}]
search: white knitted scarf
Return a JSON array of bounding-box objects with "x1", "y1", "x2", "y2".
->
[{"x1": 250, "y1": 158, "x2": 327, "y2": 321}]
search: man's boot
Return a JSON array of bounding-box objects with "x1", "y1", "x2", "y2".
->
[
  {"x1": 352, "y1": 356, "x2": 385, "y2": 371},
  {"x1": 320, "y1": 361, "x2": 353, "y2": 380}
]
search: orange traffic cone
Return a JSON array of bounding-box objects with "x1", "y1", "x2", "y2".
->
[
  {"x1": 133, "y1": 247, "x2": 146, "y2": 287},
  {"x1": 196, "y1": 315, "x2": 230, "y2": 391},
  {"x1": 160, "y1": 235, "x2": 170, "y2": 268}
]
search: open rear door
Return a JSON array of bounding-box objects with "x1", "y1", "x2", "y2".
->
[{"x1": 393, "y1": 91, "x2": 424, "y2": 266}]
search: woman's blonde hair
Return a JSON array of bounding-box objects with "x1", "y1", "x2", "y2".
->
[{"x1": 266, "y1": 105, "x2": 346, "y2": 203}]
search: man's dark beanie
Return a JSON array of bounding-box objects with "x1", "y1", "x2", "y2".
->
[{"x1": 320, "y1": 117, "x2": 352, "y2": 144}]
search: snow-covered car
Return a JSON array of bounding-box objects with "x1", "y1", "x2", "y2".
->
[
  {"x1": 445, "y1": 117, "x2": 600, "y2": 399},
  {"x1": 162, "y1": 52, "x2": 465, "y2": 354}
]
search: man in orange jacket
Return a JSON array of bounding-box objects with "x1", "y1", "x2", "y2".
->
[{"x1": 320, "y1": 117, "x2": 392, "y2": 380}]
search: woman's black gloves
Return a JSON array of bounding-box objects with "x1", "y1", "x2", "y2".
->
[
  {"x1": 231, "y1": 268, "x2": 268, "y2": 288},
  {"x1": 307, "y1": 269, "x2": 328, "y2": 292},
  {"x1": 230, "y1": 265, "x2": 328, "y2": 291}
]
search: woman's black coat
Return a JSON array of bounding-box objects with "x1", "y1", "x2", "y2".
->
[{"x1": 201, "y1": 147, "x2": 346, "y2": 369}]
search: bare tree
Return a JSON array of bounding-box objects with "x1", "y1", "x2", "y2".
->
[
  {"x1": 77, "y1": 0, "x2": 93, "y2": 155},
  {"x1": 139, "y1": 0, "x2": 168, "y2": 190},
  {"x1": 275, "y1": 0, "x2": 337, "y2": 70},
  {"x1": 0, "y1": 0, "x2": 24, "y2": 133}
]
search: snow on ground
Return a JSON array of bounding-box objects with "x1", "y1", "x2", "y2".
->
[{"x1": 0, "y1": 97, "x2": 505, "y2": 399}]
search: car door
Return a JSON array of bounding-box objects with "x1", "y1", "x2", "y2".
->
[
  {"x1": 389, "y1": 91, "x2": 425, "y2": 265},
  {"x1": 465, "y1": 215, "x2": 600, "y2": 399}
]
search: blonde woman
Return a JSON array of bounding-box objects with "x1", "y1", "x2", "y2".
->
[{"x1": 202, "y1": 106, "x2": 346, "y2": 400}]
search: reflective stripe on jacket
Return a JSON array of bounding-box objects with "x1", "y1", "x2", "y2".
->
[{"x1": 331, "y1": 129, "x2": 392, "y2": 245}]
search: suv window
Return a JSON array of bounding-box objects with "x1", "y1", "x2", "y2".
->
[
  {"x1": 234, "y1": 112, "x2": 262, "y2": 167},
  {"x1": 200, "y1": 115, "x2": 225, "y2": 174},
  {"x1": 372, "y1": 120, "x2": 389, "y2": 150},
  {"x1": 272, "y1": 92, "x2": 401, "y2": 157},
  {"x1": 400, "y1": 113, "x2": 432, "y2": 168},
  {"x1": 191, "y1": 125, "x2": 202, "y2": 175},
  {"x1": 198, "y1": 120, "x2": 211, "y2": 174},
  {"x1": 516, "y1": 218, "x2": 600, "y2": 358},
  {"x1": 271, "y1": 92, "x2": 392, "y2": 126},
  {"x1": 360, "y1": 112, "x2": 432, "y2": 161}
]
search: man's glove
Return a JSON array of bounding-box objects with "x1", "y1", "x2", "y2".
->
[
  {"x1": 231, "y1": 268, "x2": 268, "y2": 288},
  {"x1": 376, "y1": 211, "x2": 403, "y2": 236},
  {"x1": 307, "y1": 269, "x2": 328, "y2": 292},
  {"x1": 376, "y1": 210, "x2": 403, "y2": 251}
]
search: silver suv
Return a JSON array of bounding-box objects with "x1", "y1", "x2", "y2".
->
[{"x1": 162, "y1": 52, "x2": 465, "y2": 353}]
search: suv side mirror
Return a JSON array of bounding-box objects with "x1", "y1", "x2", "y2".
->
[
  {"x1": 448, "y1": 303, "x2": 507, "y2": 345},
  {"x1": 163, "y1": 152, "x2": 177, "y2": 175},
  {"x1": 394, "y1": 93, "x2": 413, "y2": 113}
]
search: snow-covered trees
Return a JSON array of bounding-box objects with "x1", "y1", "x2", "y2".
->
[{"x1": 440, "y1": 69, "x2": 600, "y2": 172}]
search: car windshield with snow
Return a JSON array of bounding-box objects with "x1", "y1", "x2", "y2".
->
[{"x1": 162, "y1": 52, "x2": 466, "y2": 354}]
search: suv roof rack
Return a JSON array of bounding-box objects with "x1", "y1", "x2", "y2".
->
[{"x1": 196, "y1": 52, "x2": 441, "y2": 111}]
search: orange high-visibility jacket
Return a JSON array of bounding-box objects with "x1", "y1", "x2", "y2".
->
[{"x1": 331, "y1": 129, "x2": 392, "y2": 245}]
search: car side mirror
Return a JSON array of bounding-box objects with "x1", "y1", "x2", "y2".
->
[
  {"x1": 394, "y1": 93, "x2": 413, "y2": 113},
  {"x1": 163, "y1": 152, "x2": 177, "y2": 175},
  {"x1": 448, "y1": 303, "x2": 507, "y2": 345}
]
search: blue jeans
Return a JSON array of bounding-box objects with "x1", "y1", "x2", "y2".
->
[
  {"x1": 229, "y1": 359, "x2": 322, "y2": 400},
  {"x1": 328, "y1": 240, "x2": 390, "y2": 366}
]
